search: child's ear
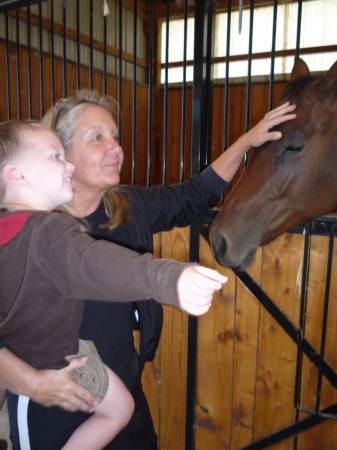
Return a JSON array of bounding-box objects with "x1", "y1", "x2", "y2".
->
[{"x1": 2, "y1": 163, "x2": 28, "y2": 186}]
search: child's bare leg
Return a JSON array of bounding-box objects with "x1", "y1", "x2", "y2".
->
[
  {"x1": 62, "y1": 365, "x2": 134, "y2": 450},
  {"x1": 0, "y1": 387, "x2": 6, "y2": 410}
]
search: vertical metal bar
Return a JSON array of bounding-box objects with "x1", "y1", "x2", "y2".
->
[
  {"x1": 50, "y1": 0, "x2": 55, "y2": 104},
  {"x1": 162, "y1": 0, "x2": 170, "y2": 185},
  {"x1": 27, "y1": 6, "x2": 32, "y2": 118},
  {"x1": 244, "y1": 0, "x2": 254, "y2": 133},
  {"x1": 38, "y1": 2, "x2": 44, "y2": 118},
  {"x1": 62, "y1": 0, "x2": 67, "y2": 97},
  {"x1": 294, "y1": 224, "x2": 311, "y2": 410},
  {"x1": 15, "y1": 9, "x2": 21, "y2": 119},
  {"x1": 268, "y1": 0, "x2": 278, "y2": 110},
  {"x1": 179, "y1": 0, "x2": 188, "y2": 183},
  {"x1": 89, "y1": 0, "x2": 93, "y2": 89},
  {"x1": 315, "y1": 224, "x2": 335, "y2": 413},
  {"x1": 76, "y1": 0, "x2": 80, "y2": 89},
  {"x1": 222, "y1": 0, "x2": 232, "y2": 153},
  {"x1": 132, "y1": 0, "x2": 137, "y2": 185},
  {"x1": 5, "y1": 12, "x2": 11, "y2": 119},
  {"x1": 103, "y1": 14, "x2": 107, "y2": 95},
  {"x1": 242, "y1": 0, "x2": 254, "y2": 166},
  {"x1": 118, "y1": 0, "x2": 122, "y2": 134},
  {"x1": 295, "y1": 0, "x2": 303, "y2": 59},
  {"x1": 202, "y1": 2, "x2": 215, "y2": 168},
  {"x1": 186, "y1": 3, "x2": 216, "y2": 449},
  {"x1": 147, "y1": 0, "x2": 154, "y2": 187}
]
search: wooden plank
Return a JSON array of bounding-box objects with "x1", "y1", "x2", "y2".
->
[
  {"x1": 158, "y1": 227, "x2": 190, "y2": 450},
  {"x1": 253, "y1": 233, "x2": 305, "y2": 445},
  {"x1": 196, "y1": 235, "x2": 236, "y2": 449},
  {"x1": 230, "y1": 246, "x2": 263, "y2": 449}
]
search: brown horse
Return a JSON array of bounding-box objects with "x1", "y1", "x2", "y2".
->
[{"x1": 209, "y1": 58, "x2": 337, "y2": 271}]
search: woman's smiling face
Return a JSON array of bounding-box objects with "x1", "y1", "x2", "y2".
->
[{"x1": 67, "y1": 105, "x2": 124, "y2": 197}]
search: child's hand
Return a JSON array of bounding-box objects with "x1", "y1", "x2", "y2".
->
[{"x1": 178, "y1": 266, "x2": 228, "y2": 315}]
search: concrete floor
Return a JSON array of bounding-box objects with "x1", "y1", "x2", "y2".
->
[{"x1": 0, "y1": 401, "x2": 11, "y2": 449}]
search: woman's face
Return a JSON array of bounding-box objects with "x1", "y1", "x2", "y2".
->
[{"x1": 67, "y1": 105, "x2": 124, "y2": 196}]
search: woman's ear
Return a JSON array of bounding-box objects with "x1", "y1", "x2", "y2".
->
[{"x1": 2, "y1": 163, "x2": 27, "y2": 186}]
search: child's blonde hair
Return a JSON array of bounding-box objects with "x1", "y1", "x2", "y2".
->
[{"x1": 0, "y1": 120, "x2": 54, "y2": 202}]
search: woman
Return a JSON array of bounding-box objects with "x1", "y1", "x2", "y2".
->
[{"x1": 1, "y1": 92, "x2": 296, "y2": 449}]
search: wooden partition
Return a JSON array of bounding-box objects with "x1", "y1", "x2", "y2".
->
[{"x1": 141, "y1": 225, "x2": 337, "y2": 450}]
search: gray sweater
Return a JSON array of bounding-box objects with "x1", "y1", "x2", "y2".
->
[{"x1": 0, "y1": 210, "x2": 188, "y2": 370}]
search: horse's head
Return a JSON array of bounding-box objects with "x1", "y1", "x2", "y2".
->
[{"x1": 209, "y1": 58, "x2": 337, "y2": 271}]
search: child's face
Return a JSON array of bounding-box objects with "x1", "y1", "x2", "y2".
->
[{"x1": 20, "y1": 128, "x2": 75, "y2": 210}]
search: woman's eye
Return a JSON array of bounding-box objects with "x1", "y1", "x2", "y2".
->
[
  {"x1": 284, "y1": 144, "x2": 304, "y2": 154},
  {"x1": 93, "y1": 134, "x2": 103, "y2": 142},
  {"x1": 114, "y1": 135, "x2": 120, "y2": 143}
]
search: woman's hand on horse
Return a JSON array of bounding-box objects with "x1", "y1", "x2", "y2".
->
[{"x1": 245, "y1": 102, "x2": 296, "y2": 148}]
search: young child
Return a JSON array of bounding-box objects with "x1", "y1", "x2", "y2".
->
[{"x1": 0, "y1": 120, "x2": 227, "y2": 450}]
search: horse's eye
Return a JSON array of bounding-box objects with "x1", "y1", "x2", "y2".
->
[{"x1": 284, "y1": 145, "x2": 304, "y2": 154}]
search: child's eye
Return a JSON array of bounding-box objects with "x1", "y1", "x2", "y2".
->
[{"x1": 52, "y1": 153, "x2": 62, "y2": 160}]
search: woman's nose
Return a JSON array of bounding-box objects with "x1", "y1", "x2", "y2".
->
[{"x1": 108, "y1": 138, "x2": 121, "y2": 153}]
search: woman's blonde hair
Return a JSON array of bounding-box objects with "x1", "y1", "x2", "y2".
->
[{"x1": 43, "y1": 90, "x2": 130, "y2": 229}]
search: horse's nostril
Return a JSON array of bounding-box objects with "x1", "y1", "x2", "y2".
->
[{"x1": 210, "y1": 233, "x2": 227, "y2": 264}]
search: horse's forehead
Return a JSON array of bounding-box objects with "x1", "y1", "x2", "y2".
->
[{"x1": 297, "y1": 78, "x2": 337, "y2": 112}]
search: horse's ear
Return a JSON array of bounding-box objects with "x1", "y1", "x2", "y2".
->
[
  {"x1": 291, "y1": 57, "x2": 310, "y2": 82},
  {"x1": 325, "y1": 60, "x2": 337, "y2": 80}
]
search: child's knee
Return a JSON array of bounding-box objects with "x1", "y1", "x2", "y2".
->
[{"x1": 119, "y1": 392, "x2": 135, "y2": 427}]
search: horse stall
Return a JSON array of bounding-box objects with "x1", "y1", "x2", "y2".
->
[{"x1": 1, "y1": 1, "x2": 337, "y2": 449}]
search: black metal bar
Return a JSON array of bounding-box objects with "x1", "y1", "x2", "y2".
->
[
  {"x1": 268, "y1": 0, "x2": 278, "y2": 110},
  {"x1": 294, "y1": 223, "x2": 310, "y2": 410},
  {"x1": 118, "y1": 0, "x2": 122, "y2": 135},
  {"x1": 26, "y1": 6, "x2": 32, "y2": 118},
  {"x1": 62, "y1": 0, "x2": 67, "y2": 97},
  {"x1": 241, "y1": 402, "x2": 337, "y2": 450},
  {"x1": 295, "y1": 0, "x2": 303, "y2": 59},
  {"x1": 5, "y1": 12, "x2": 11, "y2": 119},
  {"x1": 89, "y1": 0, "x2": 93, "y2": 90},
  {"x1": 244, "y1": 0, "x2": 254, "y2": 134},
  {"x1": 202, "y1": 1, "x2": 215, "y2": 169},
  {"x1": 15, "y1": 9, "x2": 21, "y2": 119},
  {"x1": 232, "y1": 269, "x2": 337, "y2": 388},
  {"x1": 50, "y1": 0, "x2": 55, "y2": 104},
  {"x1": 186, "y1": 224, "x2": 200, "y2": 450},
  {"x1": 162, "y1": 0, "x2": 170, "y2": 185},
  {"x1": 38, "y1": 2, "x2": 44, "y2": 118},
  {"x1": 103, "y1": 13, "x2": 107, "y2": 96},
  {"x1": 179, "y1": 0, "x2": 188, "y2": 183},
  {"x1": 147, "y1": 0, "x2": 154, "y2": 187},
  {"x1": 0, "y1": 0, "x2": 41, "y2": 12},
  {"x1": 315, "y1": 225, "x2": 334, "y2": 413},
  {"x1": 76, "y1": 0, "x2": 80, "y2": 89},
  {"x1": 186, "y1": 2, "x2": 216, "y2": 449},
  {"x1": 131, "y1": 0, "x2": 137, "y2": 185},
  {"x1": 222, "y1": 0, "x2": 232, "y2": 153}
]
